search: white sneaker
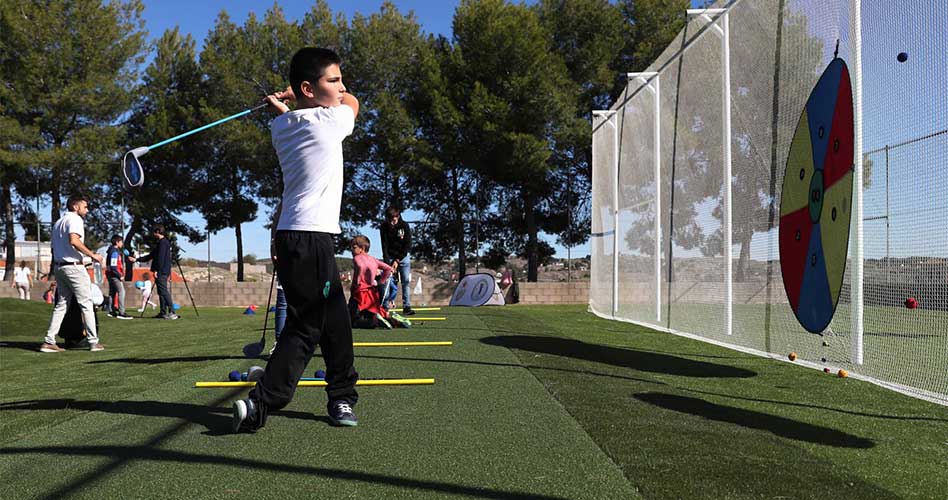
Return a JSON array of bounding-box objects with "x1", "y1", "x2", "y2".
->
[{"x1": 40, "y1": 343, "x2": 64, "y2": 353}]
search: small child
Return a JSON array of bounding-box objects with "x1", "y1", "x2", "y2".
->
[
  {"x1": 137, "y1": 272, "x2": 158, "y2": 312},
  {"x1": 43, "y1": 282, "x2": 57, "y2": 304},
  {"x1": 348, "y1": 235, "x2": 393, "y2": 329}
]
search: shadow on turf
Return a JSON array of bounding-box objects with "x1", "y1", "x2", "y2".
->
[
  {"x1": 481, "y1": 335, "x2": 756, "y2": 378},
  {"x1": 0, "y1": 340, "x2": 46, "y2": 352},
  {"x1": 0, "y1": 399, "x2": 329, "y2": 433},
  {"x1": 634, "y1": 392, "x2": 875, "y2": 448},
  {"x1": 679, "y1": 388, "x2": 948, "y2": 422},
  {"x1": 0, "y1": 445, "x2": 570, "y2": 500},
  {"x1": 85, "y1": 355, "x2": 248, "y2": 364},
  {"x1": 354, "y1": 353, "x2": 666, "y2": 385}
]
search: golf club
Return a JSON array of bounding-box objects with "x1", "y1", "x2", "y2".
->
[
  {"x1": 123, "y1": 102, "x2": 270, "y2": 187},
  {"x1": 243, "y1": 271, "x2": 275, "y2": 358}
]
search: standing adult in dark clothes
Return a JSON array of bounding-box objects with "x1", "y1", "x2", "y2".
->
[
  {"x1": 106, "y1": 234, "x2": 135, "y2": 319},
  {"x1": 379, "y1": 206, "x2": 414, "y2": 315},
  {"x1": 136, "y1": 225, "x2": 177, "y2": 320}
]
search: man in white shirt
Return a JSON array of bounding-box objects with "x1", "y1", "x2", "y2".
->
[
  {"x1": 233, "y1": 47, "x2": 361, "y2": 433},
  {"x1": 12, "y1": 261, "x2": 32, "y2": 300},
  {"x1": 40, "y1": 195, "x2": 106, "y2": 352}
]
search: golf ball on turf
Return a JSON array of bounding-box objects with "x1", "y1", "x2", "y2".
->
[
  {"x1": 838, "y1": 369, "x2": 849, "y2": 378},
  {"x1": 229, "y1": 370, "x2": 241, "y2": 382},
  {"x1": 897, "y1": 52, "x2": 908, "y2": 62},
  {"x1": 240, "y1": 372, "x2": 248, "y2": 382},
  {"x1": 315, "y1": 369, "x2": 326, "y2": 379},
  {"x1": 788, "y1": 352, "x2": 797, "y2": 361}
]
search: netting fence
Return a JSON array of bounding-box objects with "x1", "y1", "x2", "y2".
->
[{"x1": 591, "y1": 0, "x2": 947, "y2": 405}]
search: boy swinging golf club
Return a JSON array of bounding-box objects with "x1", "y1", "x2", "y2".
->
[{"x1": 232, "y1": 47, "x2": 361, "y2": 432}]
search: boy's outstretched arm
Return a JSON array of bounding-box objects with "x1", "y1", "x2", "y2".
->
[{"x1": 341, "y1": 92, "x2": 359, "y2": 120}]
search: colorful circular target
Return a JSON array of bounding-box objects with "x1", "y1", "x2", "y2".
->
[{"x1": 779, "y1": 58, "x2": 854, "y2": 333}]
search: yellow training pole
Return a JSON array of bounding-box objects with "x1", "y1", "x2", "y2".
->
[
  {"x1": 353, "y1": 341, "x2": 452, "y2": 347},
  {"x1": 195, "y1": 378, "x2": 435, "y2": 388},
  {"x1": 392, "y1": 307, "x2": 442, "y2": 312}
]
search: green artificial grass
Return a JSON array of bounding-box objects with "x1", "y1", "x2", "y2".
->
[{"x1": 1, "y1": 298, "x2": 946, "y2": 499}]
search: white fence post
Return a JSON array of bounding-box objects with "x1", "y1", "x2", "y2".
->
[
  {"x1": 688, "y1": 8, "x2": 733, "y2": 336},
  {"x1": 851, "y1": 0, "x2": 865, "y2": 364},
  {"x1": 627, "y1": 72, "x2": 663, "y2": 324},
  {"x1": 592, "y1": 110, "x2": 620, "y2": 318}
]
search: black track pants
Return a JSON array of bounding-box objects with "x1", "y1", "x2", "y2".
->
[{"x1": 249, "y1": 231, "x2": 358, "y2": 426}]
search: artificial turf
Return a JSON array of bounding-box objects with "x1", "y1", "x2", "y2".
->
[{"x1": 1, "y1": 298, "x2": 946, "y2": 499}]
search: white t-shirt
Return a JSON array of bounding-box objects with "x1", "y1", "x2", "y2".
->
[
  {"x1": 272, "y1": 104, "x2": 355, "y2": 233},
  {"x1": 51, "y1": 211, "x2": 85, "y2": 263},
  {"x1": 13, "y1": 267, "x2": 30, "y2": 284},
  {"x1": 142, "y1": 280, "x2": 153, "y2": 294}
]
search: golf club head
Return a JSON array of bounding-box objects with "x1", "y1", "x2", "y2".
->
[
  {"x1": 122, "y1": 147, "x2": 149, "y2": 187},
  {"x1": 243, "y1": 341, "x2": 264, "y2": 359}
]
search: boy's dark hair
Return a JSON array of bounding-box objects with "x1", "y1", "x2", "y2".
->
[
  {"x1": 66, "y1": 194, "x2": 87, "y2": 211},
  {"x1": 385, "y1": 206, "x2": 401, "y2": 220},
  {"x1": 351, "y1": 235, "x2": 370, "y2": 251},
  {"x1": 111, "y1": 234, "x2": 123, "y2": 245},
  {"x1": 152, "y1": 224, "x2": 165, "y2": 236},
  {"x1": 289, "y1": 47, "x2": 342, "y2": 99}
]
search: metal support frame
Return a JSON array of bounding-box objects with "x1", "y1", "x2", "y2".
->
[
  {"x1": 627, "y1": 72, "x2": 663, "y2": 323},
  {"x1": 851, "y1": 0, "x2": 865, "y2": 365},
  {"x1": 593, "y1": 110, "x2": 620, "y2": 317},
  {"x1": 688, "y1": 7, "x2": 733, "y2": 336}
]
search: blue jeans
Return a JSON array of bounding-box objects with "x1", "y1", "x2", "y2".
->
[
  {"x1": 274, "y1": 286, "x2": 287, "y2": 341},
  {"x1": 382, "y1": 276, "x2": 398, "y2": 308},
  {"x1": 395, "y1": 255, "x2": 411, "y2": 308}
]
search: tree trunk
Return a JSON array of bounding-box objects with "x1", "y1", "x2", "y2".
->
[
  {"x1": 391, "y1": 175, "x2": 402, "y2": 211},
  {"x1": 50, "y1": 169, "x2": 62, "y2": 223},
  {"x1": 451, "y1": 166, "x2": 466, "y2": 277},
  {"x1": 235, "y1": 222, "x2": 244, "y2": 282},
  {"x1": 524, "y1": 190, "x2": 538, "y2": 282},
  {"x1": 735, "y1": 233, "x2": 752, "y2": 282},
  {"x1": 2, "y1": 180, "x2": 15, "y2": 281}
]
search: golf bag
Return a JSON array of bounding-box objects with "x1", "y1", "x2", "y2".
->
[
  {"x1": 57, "y1": 297, "x2": 101, "y2": 348},
  {"x1": 56, "y1": 284, "x2": 104, "y2": 348}
]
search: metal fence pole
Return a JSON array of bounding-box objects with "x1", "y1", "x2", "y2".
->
[{"x1": 851, "y1": 0, "x2": 865, "y2": 365}]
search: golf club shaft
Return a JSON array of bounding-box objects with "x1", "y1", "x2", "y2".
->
[
  {"x1": 261, "y1": 271, "x2": 276, "y2": 347},
  {"x1": 147, "y1": 103, "x2": 269, "y2": 150}
]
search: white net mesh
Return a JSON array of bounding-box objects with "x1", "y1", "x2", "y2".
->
[{"x1": 591, "y1": 0, "x2": 948, "y2": 405}]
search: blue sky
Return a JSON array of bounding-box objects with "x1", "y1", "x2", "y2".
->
[{"x1": 137, "y1": 0, "x2": 596, "y2": 263}]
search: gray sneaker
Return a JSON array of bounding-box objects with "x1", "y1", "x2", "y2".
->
[
  {"x1": 233, "y1": 398, "x2": 259, "y2": 433},
  {"x1": 328, "y1": 400, "x2": 358, "y2": 427},
  {"x1": 163, "y1": 313, "x2": 179, "y2": 320},
  {"x1": 89, "y1": 343, "x2": 105, "y2": 352}
]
